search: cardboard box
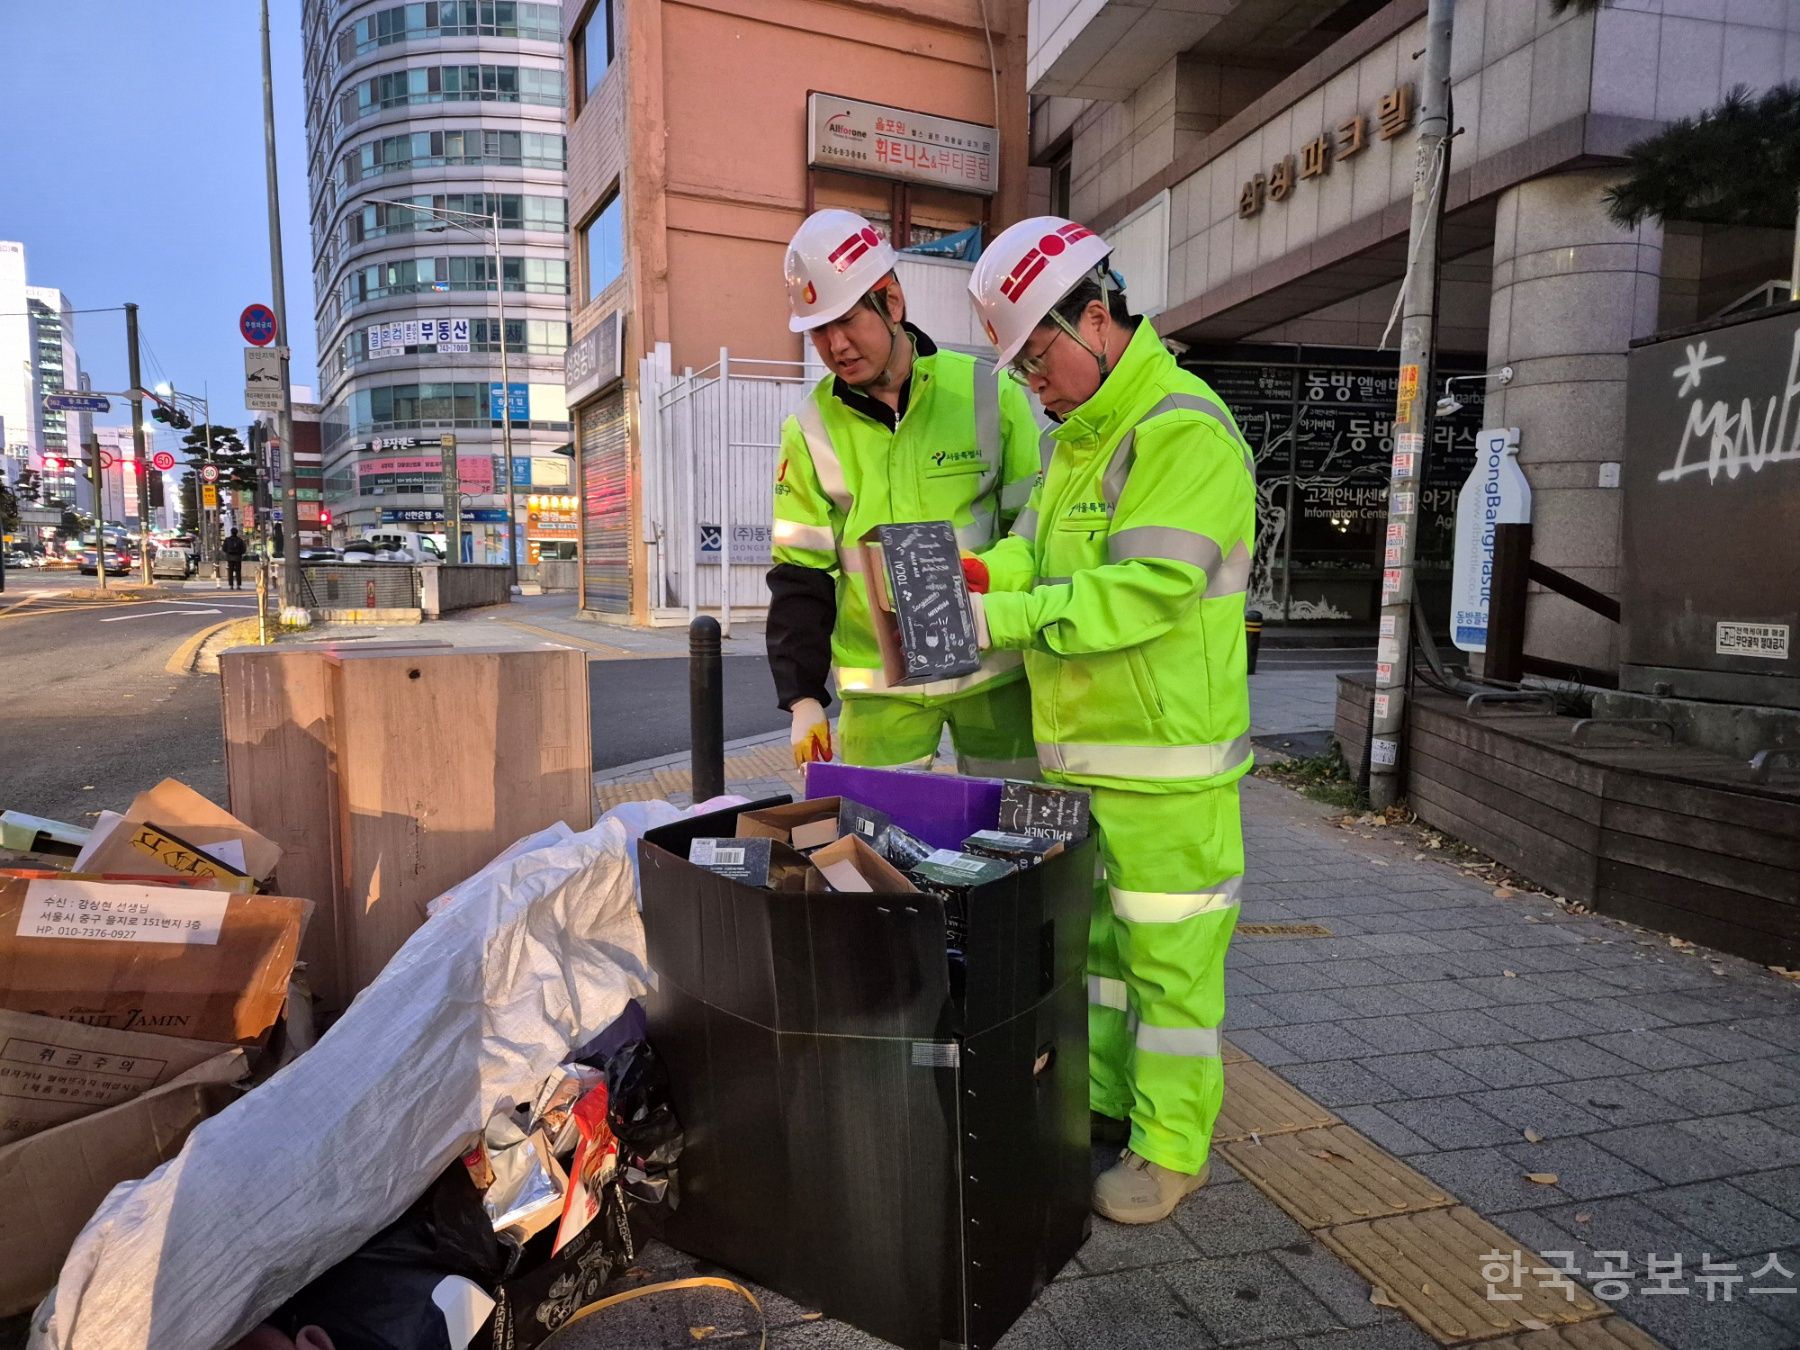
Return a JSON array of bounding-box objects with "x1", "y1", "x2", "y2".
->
[
  {"x1": 997, "y1": 781, "x2": 1093, "y2": 844},
  {"x1": 859, "y1": 522, "x2": 982, "y2": 686},
  {"x1": 805, "y1": 762, "x2": 1005, "y2": 851},
  {"x1": 639, "y1": 787, "x2": 1091, "y2": 1350},
  {"x1": 0, "y1": 1008, "x2": 232, "y2": 1146},
  {"x1": 74, "y1": 779, "x2": 281, "y2": 884},
  {"x1": 688, "y1": 838, "x2": 813, "y2": 890},
  {"x1": 0, "y1": 1047, "x2": 247, "y2": 1316},
  {"x1": 736, "y1": 797, "x2": 883, "y2": 854},
  {"x1": 0, "y1": 876, "x2": 307, "y2": 1045},
  {"x1": 963, "y1": 831, "x2": 1066, "y2": 869},
  {"x1": 807, "y1": 835, "x2": 916, "y2": 894},
  {"x1": 907, "y1": 850, "x2": 1017, "y2": 952}
]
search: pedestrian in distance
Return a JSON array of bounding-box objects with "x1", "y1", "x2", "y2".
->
[
  {"x1": 966, "y1": 216, "x2": 1258, "y2": 1225},
  {"x1": 767, "y1": 208, "x2": 1043, "y2": 777},
  {"x1": 222, "y1": 528, "x2": 247, "y2": 590}
]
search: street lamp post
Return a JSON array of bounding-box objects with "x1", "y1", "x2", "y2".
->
[{"x1": 362, "y1": 196, "x2": 521, "y2": 589}]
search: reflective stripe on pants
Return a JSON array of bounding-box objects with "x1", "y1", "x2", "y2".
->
[{"x1": 1080, "y1": 778, "x2": 1243, "y2": 1174}]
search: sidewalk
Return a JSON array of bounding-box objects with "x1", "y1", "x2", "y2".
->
[{"x1": 572, "y1": 666, "x2": 1799, "y2": 1350}]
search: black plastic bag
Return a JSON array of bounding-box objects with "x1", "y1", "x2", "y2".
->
[{"x1": 275, "y1": 1165, "x2": 509, "y2": 1350}]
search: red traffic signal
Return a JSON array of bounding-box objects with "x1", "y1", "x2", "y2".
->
[{"x1": 320, "y1": 509, "x2": 332, "y2": 526}]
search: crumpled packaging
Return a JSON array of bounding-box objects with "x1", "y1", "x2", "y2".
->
[{"x1": 29, "y1": 804, "x2": 691, "y2": 1350}]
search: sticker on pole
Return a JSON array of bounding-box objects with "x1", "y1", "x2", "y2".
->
[
  {"x1": 19, "y1": 878, "x2": 229, "y2": 946},
  {"x1": 1370, "y1": 737, "x2": 1399, "y2": 767},
  {"x1": 240, "y1": 303, "x2": 278, "y2": 347}
]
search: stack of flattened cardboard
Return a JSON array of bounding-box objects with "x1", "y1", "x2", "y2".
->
[
  {"x1": 219, "y1": 642, "x2": 594, "y2": 1011},
  {"x1": 0, "y1": 780, "x2": 308, "y2": 1316}
]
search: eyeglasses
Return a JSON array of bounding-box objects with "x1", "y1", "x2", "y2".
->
[{"x1": 1007, "y1": 326, "x2": 1066, "y2": 383}]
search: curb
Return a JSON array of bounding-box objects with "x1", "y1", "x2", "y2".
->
[{"x1": 165, "y1": 620, "x2": 239, "y2": 675}]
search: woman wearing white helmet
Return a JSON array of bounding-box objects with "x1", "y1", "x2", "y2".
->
[
  {"x1": 767, "y1": 208, "x2": 1042, "y2": 775},
  {"x1": 964, "y1": 216, "x2": 1258, "y2": 1225}
]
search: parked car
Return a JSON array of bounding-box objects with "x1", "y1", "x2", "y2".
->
[
  {"x1": 5, "y1": 550, "x2": 37, "y2": 569},
  {"x1": 298, "y1": 545, "x2": 340, "y2": 562},
  {"x1": 338, "y1": 539, "x2": 418, "y2": 564}
]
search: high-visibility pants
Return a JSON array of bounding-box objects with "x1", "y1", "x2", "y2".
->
[
  {"x1": 1079, "y1": 779, "x2": 1243, "y2": 1175},
  {"x1": 838, "y1": 677, "x2": 1038, "y2": 778}
]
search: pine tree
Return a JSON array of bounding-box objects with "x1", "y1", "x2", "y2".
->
[{"x1": 1603, "y1": 84, "x2": 1800, "y2": 232}]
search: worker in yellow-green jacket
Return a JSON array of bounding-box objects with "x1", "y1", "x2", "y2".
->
[
  {"x1": 768, "y1": 208, "x2": 1041, "y2": 775},
  {"x1": 964, "y1": 216, "x2": 1257, "y2": 1224}
]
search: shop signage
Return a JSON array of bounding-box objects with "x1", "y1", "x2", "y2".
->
[
  {"x1": 357, "y1": 454, "x2": 498, "y2": 495},
  {"x1": 697, "y1": 523, "x2": 774, "y2": 565},
  {"x1": 489, "y1": 383, "x2": 530, "y2": 422},
  {"x1": 1239, "y1": 84, "x2": 1414, "y2": 218},
  {"x1": 1450, "y1": 428, "x2": 1530, "y2": 654},
  {"x1": 807, "y1": 92, "x2": 997, "y2": 196},
  {"x1": 381, "y1": 507, "x2": 510, "y2": 524},
  {"x1": 361, "y1": 435, "x2": 442, "y2": 453},
  {"x1": 368, "y1": 317, "x2": 471, "y2": 356},
  {"x1": 564, "y1": 311, "x2": 623, "y2": 405}
]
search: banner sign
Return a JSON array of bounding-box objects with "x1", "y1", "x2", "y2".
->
[{"x1": 368, "y1": 317, "x2": 471, "y2": 356}]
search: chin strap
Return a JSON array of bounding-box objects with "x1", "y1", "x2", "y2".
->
[{"x1": 853, "y1": 286, "x2": 912, "y2": 393}]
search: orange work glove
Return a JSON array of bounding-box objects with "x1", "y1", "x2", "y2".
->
[
  {"x1": 789, "y1": 698, "x2": 833, "y2": 767},
  {"x1": 960, "y1": 552, "x2": 990, "y2": 595}
]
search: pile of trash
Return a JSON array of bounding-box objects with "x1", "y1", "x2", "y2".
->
[{"x1": 1, "y1": 782, "x2": 708, "y2": 1350}]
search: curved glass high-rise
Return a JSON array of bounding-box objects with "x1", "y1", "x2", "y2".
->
[{"x1": 302, "y1": 0, "x2": 573, "y2": 562}]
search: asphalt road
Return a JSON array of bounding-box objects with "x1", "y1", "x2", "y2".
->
[
  {"x1": 589, "y1": 654, "x2": 789, "y2": 769},
  {"x1": 1, "y1": 583, "x2": 258, "y2": 826}
]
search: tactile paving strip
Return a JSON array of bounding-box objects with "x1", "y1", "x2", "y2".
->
[
  {"x1": 1316, "y1": 1206, "x2": 1608, "y2": 1344},
  {"x1": 1221, "y1": 1125, "x2": 1455, "y2": 1228},
  {"x1": 1478, "y1": 1318, "x2": 1668, "y2": 1350},
  {"x1": 1213, "y1": 1058, "x2": 1339, "y2": 1142}
]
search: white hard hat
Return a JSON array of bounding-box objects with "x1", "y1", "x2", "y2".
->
[
  {"x1": 968, "y1": 216, "x2": 1111, "y2": 366},
  {"x1": 784, "y1": 208, "x2": 900, "y2": 333}
]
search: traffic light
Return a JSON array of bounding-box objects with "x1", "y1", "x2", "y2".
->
[
  {"x1": 320, "y1": 509, "x2": 331, "y2": 527},
  {"x1": 44, "y1": 456, "x2": 62, "y2": 472}
]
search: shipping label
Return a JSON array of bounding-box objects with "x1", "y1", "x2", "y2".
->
[{"x1": 18, "y1": 879, "x2": 228, "y2": 946}]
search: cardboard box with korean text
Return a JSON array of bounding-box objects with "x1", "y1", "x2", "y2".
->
[
  {"x1": 0, "y1": 875, "x2": 307, "y2": 1046},
  {"x1": 0, "y1": 1048, "x2": 247, "y2": 1315},
  {"x1": 74, "y1": 778, "x2": 281, "y2": 887},
  {"x1": 638, "y1": 776, "x2": 1091, "y2": 1350}
]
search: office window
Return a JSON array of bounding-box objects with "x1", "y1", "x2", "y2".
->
[
  {"x1": 579, "y1": 1, "x2": 615, "y2": 100},
  {"x1": 583, "y1": 192, "x2": 622, "y2": 302}
]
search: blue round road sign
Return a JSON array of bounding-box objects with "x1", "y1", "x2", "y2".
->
[{"x1": 240, "y1": 303, "x2": 278, "y2": 346}]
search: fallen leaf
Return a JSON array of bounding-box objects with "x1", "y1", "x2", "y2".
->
[
  {"x1": 1668, "y1": 937, "x2": 1693, "y2": 950},
  {"x1": 1494, "y1": 887, "x2": 1515, "y2": 899},
  {"x1": 1502, "y1": 970, "x2": 1519, "y2": 978},
  {"x1": 689, "y1": 1328, "x2": 717, "y2": 1341},
  {"x1": 1412, "y1": 853, "x2": 1427, "y2": 862},
  {"x1": 1574, "y1": 1212, "x2": 1593, "y2": 1224},
  {"x1": 801, "y1": 1313, "x2": 824, "y2": 1322},
  {"x1": 1525, "y1": 1172, "x2": 1560, "y2": 1185},
  {"x1": 1370, "y1": 1288, "x2": 1400, "y2": 1309},
  {"x1": 1520, "y1": 1319, "x2": 1550, "y2": 1332},
  {"x1": 1525, "y1": 916, "x2": 1542, "y2": 924},
  {"x1": 1772, "y1": 967, "x2": 1800, "y2": 982},
  {"x1": 1711, "y1": 967, "x2": 1728, "y2": 977},
  {"x1": 1523, "y1": 1128, "x2": 1545, "y2": 1143}
]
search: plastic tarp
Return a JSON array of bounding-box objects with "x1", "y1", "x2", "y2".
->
[{"x1": 29, "y1": 801, "x2": 717, "y2": 1350}]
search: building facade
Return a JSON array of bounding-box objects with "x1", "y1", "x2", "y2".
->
[
  {"x1": 0, "y1": 242, "x2": 92, "y2": 513},
  {"x1": 562, "y1": 0, "x2": 1031, "y2": 619},
  {"x1": 1021, "y1": 0, "x2": 1797, "y2": 668},
  {"x1": 302, "y1": 0, "x2": 575, "y2": 561}
]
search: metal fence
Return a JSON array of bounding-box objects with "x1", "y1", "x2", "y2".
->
[
  {"x1": 641, "y1": 348, "x2": 816, "y2": 632},
  {"x1": 294, "y1": 563, "x2": 423, "y2": 611}
]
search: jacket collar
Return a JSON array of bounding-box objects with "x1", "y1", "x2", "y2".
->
[
  {"x1": 1052, "y1": 318, "x2": 1170, "y2": 446},
  {"x1": 831, "y1": 322, "x2": 939, "y2": 429}
]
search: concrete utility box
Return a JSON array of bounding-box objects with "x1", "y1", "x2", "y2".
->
[{"x1": 1620, "y1": 302, "x2": 1800, "y2": 709}]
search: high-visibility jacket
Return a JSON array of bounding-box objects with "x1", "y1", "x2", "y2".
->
[
  {"x1": 978, "y1": 319, "x2": 1257, "y2": 792},
  {"x1": 770, "y1": 334, "x2": 1041, "y2": 700}
]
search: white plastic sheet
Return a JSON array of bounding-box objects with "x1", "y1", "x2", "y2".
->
[{"x1": 30, "y1": 802, "x2": 704, "y2": 1350}]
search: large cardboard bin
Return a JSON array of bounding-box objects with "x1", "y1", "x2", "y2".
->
[{"x1": 638, "y1": 790, "x2": 1091, "y2": 1350}]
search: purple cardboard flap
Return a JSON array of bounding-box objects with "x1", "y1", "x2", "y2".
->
[{"x1": 804, "y1": 762, "x2": 1002, "y2": 851}]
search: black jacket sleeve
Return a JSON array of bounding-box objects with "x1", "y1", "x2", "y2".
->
[{"x1": 766, "y1": 562, "x2": 835, "y2": 711}]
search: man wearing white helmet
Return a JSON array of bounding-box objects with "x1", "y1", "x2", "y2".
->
[
  {"x1": 768, "y1": 208, "x2": 1041, "y2": 775},
  {"x1": 964, "y1": 216, "x2": 1256, "y2": 1224}
]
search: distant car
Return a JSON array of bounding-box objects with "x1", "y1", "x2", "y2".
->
[
  {"x1": 338, "y1": 540, "x2": 416, "y2": 563},
  {"x1": 78, "y1": 547, "x2": 135, "y2": 576},
  {"x1": 4, "y1": 550, "x2": 34, "y2": 569},
  {"x1": 152, "y1": 547, "x2": 195, "y2": 579},
  {"x1": 298, "y1": 545, "x2": 340, "y2": 562}
]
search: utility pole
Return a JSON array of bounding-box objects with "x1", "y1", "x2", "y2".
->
[
  {"x1": 124, "y1": 302, "x2": 153, "y2": 587},
  {"x1": 261, "y1": 0, "x2": 302, "y2": 615},
  {"x1": 86, "y1": 433, "x2": 106, "y2": 593},
  {"x1": 1368, "y1": 0, "x2": 1453, "y2": 811}
]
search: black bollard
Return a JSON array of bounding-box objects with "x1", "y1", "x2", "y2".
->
[
  {"x1": 1244, "y1": 609, "x2": 1264, "y2": 676},
  {"x1": 689, "y1": 616, "x2": 725, "y2": 802}
]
